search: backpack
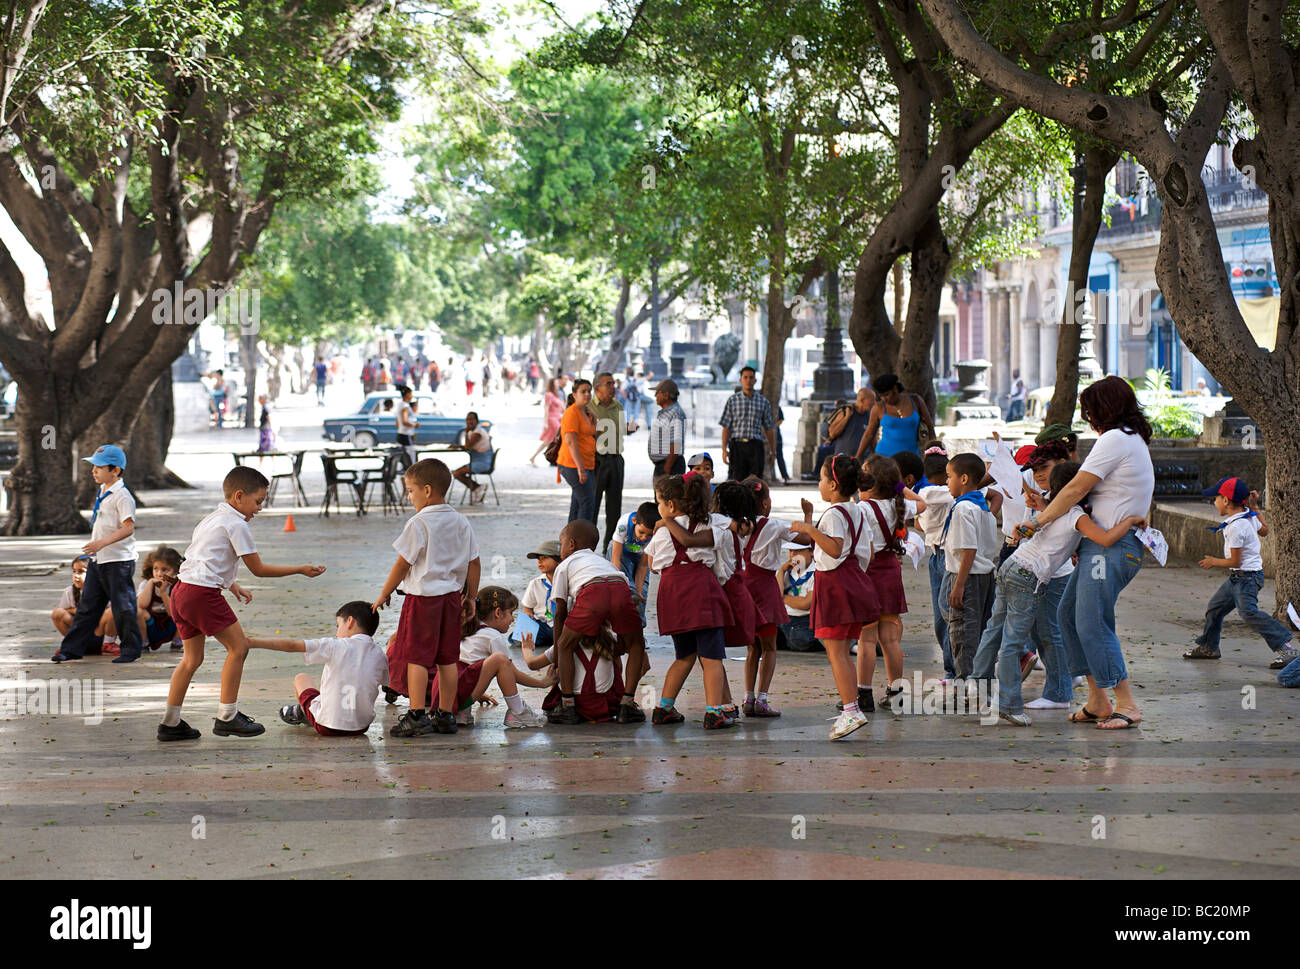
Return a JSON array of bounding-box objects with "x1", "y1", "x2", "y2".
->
[
  {"x1": 625, "y1": 378, "x2": 641, "y2": 404},
  {"x1": 826, "y1": 403, "x2": 854, "y2": 441}
]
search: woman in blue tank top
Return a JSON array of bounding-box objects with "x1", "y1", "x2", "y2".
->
[{"x1": 854, "y1": 373, "x2": 935, "y2": 461}]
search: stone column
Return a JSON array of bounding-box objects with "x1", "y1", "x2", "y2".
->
[
  {"x1": 1022, "y1": 319, "x2": 1040, "y2": 389},
  {"x1": 985, "y1": 287, "x2": 1003, "y2": 400},
  {"x1": 1007, "y1": 283, "x2": 1022, "y2": 390},
  {"x1": 1040, "y1": 318, "x2": 1057, "y2": 386}
]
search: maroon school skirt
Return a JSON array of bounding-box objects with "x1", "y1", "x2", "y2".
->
[
  {"x1": 866, "y1": 551, "x2": 908, "y2": 616},
  {"x1": 430, "y1": 659, "x2": 485, "y2": 712},
  {"x1": 721, "y1": 572, "x2": 758, "y2": 648},
  {"x1": 810, "y1": 559, "x2": 879, "y2": 630},
  {"x1": 385, "y1": 590, "x2": 462, "y2": 696},
  {"x1": 744, "y1": 564, "x2": 789, "y2": 627},
  {"x1": 657, "y1": 559, "x2": 733, "y2": 635}
]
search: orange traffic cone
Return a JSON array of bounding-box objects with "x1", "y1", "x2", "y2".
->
[{"x1": 283, "y1": 514, "x2": 296, "y2": 532}]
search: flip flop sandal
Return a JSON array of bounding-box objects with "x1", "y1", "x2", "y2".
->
[
  {"x1": 1096, "y1": 712, "x2": 1140, "y2": 729},
  {"x1": 1069, "y1": 707, "x2": 1106, "y2": 724}
]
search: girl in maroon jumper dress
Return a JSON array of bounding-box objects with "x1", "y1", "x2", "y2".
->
[
  {"x1": 791, "y1": 454, "x2": 878, "y2": 740},
  {"x1": 857, "y1": 455, "x2": 929, "y2": 709},
  {"x1": 643, "y1": 473, "x2": 735, "y2": 729},
  {"x1": 740, "y1": 476, "x2": 814, "y2": 717}
]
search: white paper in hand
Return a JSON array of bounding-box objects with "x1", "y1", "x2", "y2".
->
[
  {"x1": 988, "y1": 442, "x2": 1025, "y2": 500},
  {"x1": 903, "y1": 530, "x2": 925, "y2": 569},
  {"x1": 1286, "y1": 602, "x2": 1300, "y2": 629},
  {"x1": 1135, "y1": 526, "x2": 1168, "y2": 566},
  {"x1": 977, "y1": 439, "x2": 1000, "y2": 460}
]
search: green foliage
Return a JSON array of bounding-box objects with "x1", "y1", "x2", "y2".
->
[
  {"x1": 514, "y1": 251, "x2": 612, "y2": 340},
  {"x1": 1143, "y1": 368, "x2": 1202, "y2": 439}
]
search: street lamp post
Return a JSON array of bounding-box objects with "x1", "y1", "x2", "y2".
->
[
  {"x1": 810, "y1": 263, "x2": 854, "y2": 403},
  {"x1": 643, "y1": 256, "x2": 668, "y2": 380},
  {"x1": 1071, "y1": 153, "x2": 1103, "y2": 384}
]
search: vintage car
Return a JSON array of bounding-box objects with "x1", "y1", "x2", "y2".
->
[{"x1": 321, "y1": 391, "x2": 483, "y2": 448}]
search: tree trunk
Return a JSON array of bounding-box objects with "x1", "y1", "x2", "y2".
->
[
  {"x1": 1046, "y1": 145, "x2": 1119, "y2": 427},
  {"x1": 531, "y1": 313, "x2": 553, "y2": 381},
  {"x1": 895, "y1": 213, "x2": 948, "y2": 417},
  {"x1": 240, "y1": 332, "x2": 258, "y2": 428},
  {"x1": 123, "y1": 367, "x2": 189, "y2": 491},
  {"x1": 2, "y1": 377, "x2": 87, "y2": 534},
  {"x1": 760, "y1": 268, "x2": 795, "y2": 420}
]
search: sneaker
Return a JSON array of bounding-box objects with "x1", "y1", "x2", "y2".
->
[
  {"x1": 616, "y1": 701, "x2": 646, "y2": 723},
  {"x1": 829, "y1": 708, "x2": 869, "y2": 740},
  {"x1": 157, "y1": 719, "x2": 201, "y2": 742},
  {"x1": 703, "y1": 709, "x2": 733, "y2": 730},
  {"x1": 472, "y1": 483, "x2": 488, "y2": 504},
  {"x1": 1269, "y1": 646, "x2": 1300, "y2": 670},
  {"x1": 752, "y1": 698, "x2": 781, "y2": 717},
  {"x1": 430, "y1": 709, "x2": 458, "y2": 734},
  {"x1": 859, "y1": 687, "x2": 877, "y2": 713},
  {"x1": 722, "y1": 704, "x2": 741, "y2": 724},
  {"x1": 546, "y1": 704, "x2": 582, "y2": 725},
  {"x1": 1000, "y1": 711, "x2": 1032, "y2": 727},
  {"x1": 212, "y1": 711, "x2": 265, "y2": 737},
  {"x1": 455, "y1": 709, "x2": 475, "y2": 727},
  {"x1": 1183, "y1": 643, "x2": 1221, "y2": 660},
  {"x1": 1072, "y1": 676, "x2": 1088, "y2": 687},
  {"x1": 279, "y1": 704, "x2": 306, "y2": 726},
  {"x1": 882, "y1": 686, "x2": 904, "y2": 713},
  {"x1": 652, "y1": 705, "x2": 684, "y2": 725},
  {"x1": 102, "y1": 640, "x2": 120, "y2": 655},
  {"x1": 170, "y1": 638, "x2": 184, "y2": 650},
  {"x1": 1019, "y1": 651, "x2": 1037, "y2": 682},
  {"x1": 390, "y1": 709, "x2": 433, "y2": 737},
  {"x1": 504, "y1": 703, "x2": 546, "y2": 729},
  {"x1": 1024, "y1": 697, "x2": 1071, "y2": 710},
  {"x1": 742, "y1": 699, "x2": 756, "y2": 717}
]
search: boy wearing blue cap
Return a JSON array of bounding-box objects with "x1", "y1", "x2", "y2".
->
[
  {"x1": 52, "y1": 445, "x2": 143, "y2": 664},
  {"x1": 1185, "y1": 477, "x2": 1297, "y2": 668}
]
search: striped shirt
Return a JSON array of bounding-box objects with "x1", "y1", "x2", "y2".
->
[{"x1": 649, "y1": 401, "x2": 686, "y2": 461}]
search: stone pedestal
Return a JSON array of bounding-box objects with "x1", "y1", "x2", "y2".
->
[
  {"x1": 796, "y1": 399, "x2": 838, "y2": 478},
  {"x1": 945, "y1": 358, "x2": 1001, "y2": 423},
  {"x1": 1200, "y1": 399, "x2": 1259, "y2": 447}
]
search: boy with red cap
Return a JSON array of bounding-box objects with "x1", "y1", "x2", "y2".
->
[{"x1": 1185, "y1": 477, "x2": 1297, "y2": 668}]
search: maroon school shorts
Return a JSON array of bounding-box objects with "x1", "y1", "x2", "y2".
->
[
  {"x1": 386, "y1": 590, "x2": 462, "y2": 669},
  {"x1": 297, "y1": 687, "x2": 367, "y2": 737},
  {"x1": 564, "y1": 577, "x2": 641, "y2": 637},
  {"x1": 170, "y1": 581, "x2": 238, "y2": 640}
]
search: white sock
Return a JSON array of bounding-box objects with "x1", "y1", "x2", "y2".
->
[
  {"x1": 844, "y1": 701, "x2": 860, "y2": 715},
  {"x1": 745, "y1": 691, "x2": 755, "y2": 702},
  {"x1": 503, "y1": 693, "x2": 524, "y2": 714},
  {"x1": 857, "y1": 683, "x2": 871, "y2": 692},
  {"x1": 163, "y1": 705, "x2": 182, "y2": 727},
  {"x1": 104, "y1": 635, "x2": 118, "y2": 644},
  {"x1": 758, "y1": 692, "x2": 768, "y2": 703},
  {"x1": 216, "y1": 701, "x2": 237, "y2": 721}
]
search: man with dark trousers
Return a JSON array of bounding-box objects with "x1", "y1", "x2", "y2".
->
[
  {"x1": 719, "y1": 366, "x2": 776, "y2": 481},
  {"x1": 590, "y1": 371, "x2": 626, "y2": 556}
]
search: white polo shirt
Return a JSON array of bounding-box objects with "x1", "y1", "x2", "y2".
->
[
  {"x1": 709, "y1": 513, "x2": 741, "y2": 583},
  {"x1": 861, "y1": 497, "x2": 917, "y2": 553},
  {"x1": 782, "y1": 559, "x2": 815, "y2": 616},
  {"x1": 460, "y1": 625, "x2": 512, "y2": 664},
  {"x1": 545, "y1": 644, "x2": 615, "y2": 694},
  {"x1": 521, "y1": 574, "x2": 554, "y2": 622},
  {"x1": 916, "y1": 485, "x2": 953, "y2": 548},
  {"x1": 1009, "y1": 506, "x2": 1086, "y2": 587},
  {"x1": 90, "y1": 479, "x2": 137, "y2": 564},
  {"x1": 746, "y1": 516, "x2": 797, "y2": 571},
  {"x1": 394, "y1": 503, "x2": 479, "y2": 596},
  {"x1": 813, "y1": 501, "x2": 872, "y2": 572},
  {"x1": 550, "y1": 549, "x2": 628, "y2": 606},
  {"x1": 179, "y1": 502, "x2": 257, "y2": 589},
  {"x1": 644, "y1": 517, "x2": 717, "y2": 571},
  {"x1": 302, "y1": 633, "x2": 388, "y2": 732},
  {"x1": 942, "y1": 497, "x2": 999, "y2": 575},
  {"x1": 1222, "y1": 512, "x2": 1264, "y2": 571}
]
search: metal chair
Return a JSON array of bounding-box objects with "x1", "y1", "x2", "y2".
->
[
  {"x1": 456, "y1": 448, "x2": 501, "y2": 507},
  {"x1": 319, "y1": 454, "x2": 364, "y2": 517},
  {"x1": 266, "y1": 450, "x2": 308, "y2": 507}
]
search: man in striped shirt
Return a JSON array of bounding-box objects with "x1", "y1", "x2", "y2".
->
[{"x1": 648, "y1": 378, "x2": 686, "y2": 479}]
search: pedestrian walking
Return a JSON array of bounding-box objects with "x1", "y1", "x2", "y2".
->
[{"x1": 719, "y1": 366, "x2": 775, "y2": 481}]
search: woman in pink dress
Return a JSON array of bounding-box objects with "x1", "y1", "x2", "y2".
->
[{"x1": 530, "y1": 377, "x2": 566, "y2": 465}]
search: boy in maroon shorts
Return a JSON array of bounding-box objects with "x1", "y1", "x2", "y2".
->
[
  {"x1": 158, "y1": 466, "x2": 326, "y2": 742},
  {"x1": 372, "y1": 459, "x2": 480, "y2": 737},
  {"x1": 547, "y1": 519, "x2": 647, "y2": 725},
  {"x1": 248, "y1": 601, "x2": 388, "y2": 737}
]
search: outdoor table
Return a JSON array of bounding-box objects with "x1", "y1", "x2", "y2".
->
[{"x1": 231, "y1": 450, "x2": 309, "y2": 507}]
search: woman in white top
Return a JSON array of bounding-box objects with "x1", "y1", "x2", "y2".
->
[
  {"x1": 1025, "y1": 377, "x2": 1155, "y2": 729},
  {"x1": 395, "y1": 386, "x2": 419, "y2": 463}
]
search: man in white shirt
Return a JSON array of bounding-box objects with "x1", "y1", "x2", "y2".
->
[
  {"x1": 250, "y1": 601, "x2": 389, "y2": 735},
  {"x1": 53, "y1": 445, "x2": 143, "y2": 664}
]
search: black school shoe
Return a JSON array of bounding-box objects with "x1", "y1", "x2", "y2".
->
[
  {"x1": 616, "y1": 701, "x2": 646, "y2": 724},
  {"x1": 547, "y1": 704, "x2": 582, "y2": 725},
  {"x1": 280, "y1": 704, "x2": 306, "y2": 726},
  {"x1": 111, "y1": 652, "x2": 141, "y2": 664},
  {"x1": 836, "y1": 689, "x2": 876, "y2": 714},
  {"x1": 157, "y1": 719, "x2": 201, "y2": 741},
  {"x1": 391, "y1": 709, "x2": 432, "y2": 737},
  {"x1": 430, "y1": 709, "x2": 458, "y2": 734},
  {"x1": 212, "y1": 711, "x2": 265, "y2": 737}
]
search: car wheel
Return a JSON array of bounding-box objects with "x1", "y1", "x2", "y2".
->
[{"x1": 354, "y1": 431, "x2": 377, "y2": 449}]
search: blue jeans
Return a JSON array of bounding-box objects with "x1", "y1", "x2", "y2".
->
[
  {"x1": 615, "y1": 550, "x2": 648, "y2": 624},
  {"x1": 927, "y1": 547, "x2": 953, "y2": 677},
  {"x1": 1033, "y1": 574, "x2": 1074, "y2": 703},
  {"x1": 1057, "y1": 534, "x2": 1144, "y2": 688},
  {"x1": 1279, "y1": 656, "x2": 1300, "y2": 687},
  {"x1": 970, "y1": 562, "x2": 1039, "y2": 714},
  {"x1": 779, "y1": 614, "x2": 821, "y2": 651},
  {"x1": 1195, "y1": 570, "x2": 1291, "y2": 653},
  {"x1": 1007, "y1": 398, "x2": 1025, "y2": 422},
  {"x1": 560, "y1": 465, "x2": 596, "y2": 524}
]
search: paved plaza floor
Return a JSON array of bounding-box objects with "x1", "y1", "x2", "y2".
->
[{"x1": 2, "y1": 386, "x2": 1297, "y2": 880}]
